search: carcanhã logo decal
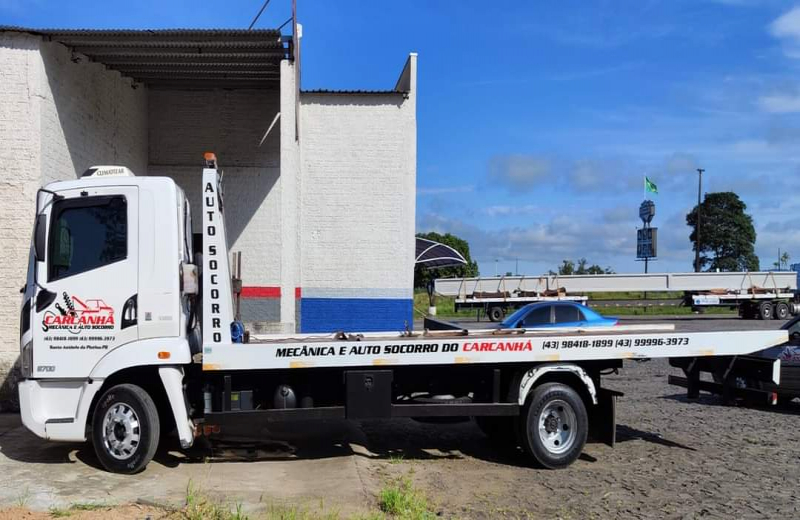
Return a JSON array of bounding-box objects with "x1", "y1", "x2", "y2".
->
[{"x1": 42, "y1": 292, "x2": 115, "y2": 333}]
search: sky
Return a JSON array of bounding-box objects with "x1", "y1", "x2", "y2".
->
[{"x1": 4, "y1": 0, "x2": 800, "y2": 276}]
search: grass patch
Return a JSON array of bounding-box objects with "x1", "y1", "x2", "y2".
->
[
  {"x1": 15, "y1": 487, "x2": 31, "y2": 508},
  {"x1": 69, "y1": 502, "x2": 107, "y2": 512},
  {"x1": 262, "y1": 503, "x2": 348, "y2": 520},
  {"x1": 388, "y1": 453, "x2": 405, "y2": 465},
  {"x1": 378, "y1": 476, "x2": 434, "y2": 520},
  {"x1": 414, "y1": 291, "x2": 474, "y2": 318},
  {"x1": 22, "y1": 478, "x2": 431, "y2": 520},
  {"x1": 46, "y1": 503, "x2": 108, "y2": 518},
  {"x1": 595, "y1": 305, "x2": 736, "y2": 316},
  {"x1": 185, "y1": 480, "x2": 248, "y2": 520}
]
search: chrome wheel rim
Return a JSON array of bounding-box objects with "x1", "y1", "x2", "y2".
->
[
  {"x1": 538, "y1": 399, "x2": 577, "y2": 455},
  {"x1": 102, "y1": 402, "x2": 141, "y2": 460}
]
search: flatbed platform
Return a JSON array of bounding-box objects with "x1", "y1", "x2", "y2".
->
[{"x1": 203, "y1": 327, "x2": 788, "y2": 372}]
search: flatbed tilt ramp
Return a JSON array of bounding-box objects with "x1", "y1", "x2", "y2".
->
[{"x1": 203, "y1": 327, "x2": 787, "y2": 371}]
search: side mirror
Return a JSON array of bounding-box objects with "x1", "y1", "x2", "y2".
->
[
  {"x1": 34, "y1": 214, "x2": 46, "y2": 261},
  {"x1": 35, "y1": 288, "x2": 56, "y2": 312}
]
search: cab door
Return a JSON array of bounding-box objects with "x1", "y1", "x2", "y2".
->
[{"x1": 31, "y1": 186, "x2": 139, "y2": 379}]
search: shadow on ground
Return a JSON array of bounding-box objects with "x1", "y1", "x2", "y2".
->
[
  {"x1": 0, "y1": 414, "x2": 707, "y2": 473},
  {"x1": 660, "y1": 392, "x2": 800, "y2": 416}
]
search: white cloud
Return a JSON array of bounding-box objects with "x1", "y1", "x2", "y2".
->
[
  {"x1": 481, "y1": 205, "x2": 538, "y2": 217},
  {"x1": 417, "y1": 185, "x2": 475, "y2": 196},
  {"x1": 417, "y1": 210, "x2": 639, "y2": 274},
  {"x1": 770, "y1": 6, "x2": 800, "y2": 42},
  {"x1": 758, "y1": 93, "x2": 800, "y2": 113},
  {"x1": 769, "y1": 6, "x2": 800, "y2": 59},
  {"x1": 487, "y1": 155, "x2": 552, "y2": 192}
]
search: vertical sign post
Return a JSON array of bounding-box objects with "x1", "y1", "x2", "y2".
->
[{"x1": 637, "y1": 200, "x2": 657, "y2": 272}]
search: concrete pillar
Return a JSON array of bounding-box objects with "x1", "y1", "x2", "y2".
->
[{"x1": 280, "y1": 59, "x2": 301, "y2": 332}]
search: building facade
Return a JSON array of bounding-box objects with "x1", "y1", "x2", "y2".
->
[{"x1": 0, "y1": 28, "x2": 417, "y2": 408}]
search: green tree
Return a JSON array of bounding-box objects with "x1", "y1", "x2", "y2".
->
[
  {"x1": 550, "y1": 259, "x2": 614, "y2": 275},
  {"x1": 686, "y1": 192, "x2": 759, "y2": 272},
  {"x1": 414, "y1": 232, "x2": 479, "y2": 288}
]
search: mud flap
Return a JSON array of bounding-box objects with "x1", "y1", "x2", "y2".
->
[{"x1": 589, "y1": 388, "x2": 623, "y2": 447}]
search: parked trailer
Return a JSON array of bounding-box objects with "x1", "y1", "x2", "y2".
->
[
  {"x1": 436, "y1": 272, "x2": 800, "y2": 321},
  {"x1": 669, "y1": 315, "x2": 800, "y2": 405},
  {"x1": 17, "y1": 155, "x2": 788, "y2": 474}
]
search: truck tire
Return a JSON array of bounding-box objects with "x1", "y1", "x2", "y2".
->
[
  {"x1": 775, "y1": 302, "x2": 790, "y2": 320},
  {"x1": 92, "y1": 384, "x2": 160, "y2": 474},
  {"x1": 488, "y1": 306, "x2": 504, "y2": 322},
  {"x1": 518, "y1": 382, "x2": 587, "y2": 469},
  {"x1": 759, "y1": 302, "x2": 773, "y2": 320}
]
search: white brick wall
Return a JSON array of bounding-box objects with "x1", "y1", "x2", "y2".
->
[
  {"x1": 0, "y1": 33, "x2": 42, "y2": 401},
  {"x1": 39, "y1": 40, "x2": 147, "y2": 182},
  {"x1": 0, "y1": 33, "x2": 147, "y2": 408},
  {"x1": 147, "y1": 89, "x2": 282, "y2": 289},
  {"x1": 298, "y1": 85, "x2": 416, "y2": 297}
]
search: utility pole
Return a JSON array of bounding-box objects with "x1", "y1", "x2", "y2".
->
[
  {"x1": 515, "y1": 257, "x2": 519, "y2": 276},
  {"x1": 695, "y1": 168, "x2": 704, "y2": 272},
  {"x1": 495, "y1": 259, "x2": 498, "y2": 277}
]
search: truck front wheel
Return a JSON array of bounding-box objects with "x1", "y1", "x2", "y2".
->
[
  {"x1": 519, "y1": 382, "x2": 587, "y2": 469},
  {"x1": 92, "y1": 384, "x2": 160, "y2": 474},
  {"x1": 759, "y1": 302, "x2": 773, "y2": 320}
]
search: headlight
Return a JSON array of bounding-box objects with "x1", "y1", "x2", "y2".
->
[{"x1": 20, "y1": 341, "x2": 32, "y2": 379}]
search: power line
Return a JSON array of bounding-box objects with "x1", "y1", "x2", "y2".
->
[
  {"x1": 277, "y1": 16, "x2": 293, "y2": 31},
  {"x1": 248, "y1": 0, "x2": 272, "y2": 30}
]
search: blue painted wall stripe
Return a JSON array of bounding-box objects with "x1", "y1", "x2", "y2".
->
[{"x1": 300, "y1": 298, "x2": 413, "y2": 333}]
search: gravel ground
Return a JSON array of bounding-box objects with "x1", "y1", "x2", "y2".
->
[{"x1": 358, "y1": 357, "x2": 800, "y2": 519}]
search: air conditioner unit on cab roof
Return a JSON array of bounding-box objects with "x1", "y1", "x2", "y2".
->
[{"x1": 81, "y1": 166, "x2": 135, "y2": 178}]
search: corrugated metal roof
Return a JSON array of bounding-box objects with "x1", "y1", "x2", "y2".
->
[
  {"x1": 0, "y1": 26, "x2": 289, "y2": 89},
  {"x1": 302, "y1": 89, "x2": 407, "y2": 95}
]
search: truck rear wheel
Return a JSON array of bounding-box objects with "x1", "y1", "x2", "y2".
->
[
  {"x1": 488, "y1": 306, "x2": 504, "y2": 322},
  {"x1": 519, "y1": 382, "x2": 587, "y2": 469},
  {"x1": 775, "y1": 302, "x2": 790, "y2": 320},
  {"x1": 92, "y1": 384, "x2": 160, "y2": 474}
]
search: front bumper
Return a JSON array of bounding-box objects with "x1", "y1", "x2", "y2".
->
[{"x1": 18, "y1": 379, "x2": 100, "y2": 442}]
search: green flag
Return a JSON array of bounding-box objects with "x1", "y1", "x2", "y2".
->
[{"x1": 645, "y1": 176, "x2": 658, "y2": 195}]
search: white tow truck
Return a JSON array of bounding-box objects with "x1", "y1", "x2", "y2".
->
[{"x1": 17, "y1": 154, "x2": 788, "y2": 473}]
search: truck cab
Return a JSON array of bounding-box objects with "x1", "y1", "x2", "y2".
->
[{"x1": 18, "y1": 166, "x2": 198, "y2": 472}]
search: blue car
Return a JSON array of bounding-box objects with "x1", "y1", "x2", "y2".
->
[{"x1": 500, "y1": 301, "x2": 617, "y2": 329}]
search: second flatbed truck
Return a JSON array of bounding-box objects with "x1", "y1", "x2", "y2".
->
[
  {"x1": 436, "y1": 272, "x2": 800, "y2": 321},
  {"x1": 17, "y1": 155, "x2": 788, "y2": 473}
]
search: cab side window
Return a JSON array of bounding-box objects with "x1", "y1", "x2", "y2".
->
[{"x1": 48, "y1": 196, "x2": 127, "y2": 281}]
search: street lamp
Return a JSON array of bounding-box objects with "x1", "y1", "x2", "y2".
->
[{"x1": 695, "y1": 168, "x2": 704, "y2": 272}]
